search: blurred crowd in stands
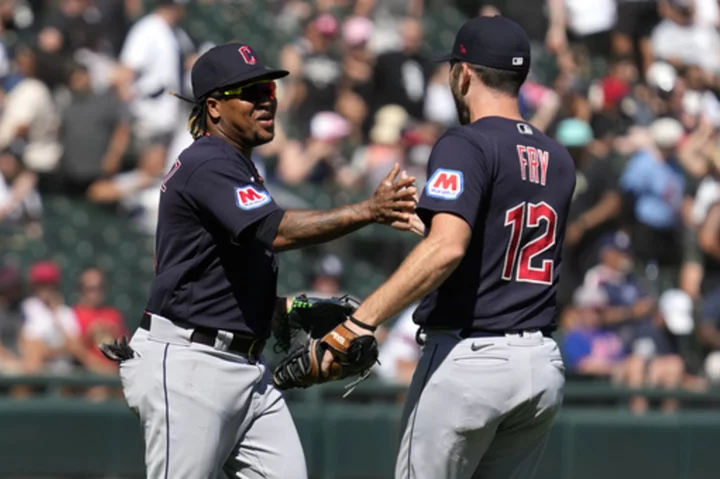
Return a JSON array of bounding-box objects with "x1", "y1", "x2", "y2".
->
[{"x1": 0, "y1": 0, "x2": 719, "y2": 412}]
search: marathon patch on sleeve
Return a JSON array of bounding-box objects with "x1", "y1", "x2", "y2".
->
[
  {"x1": 426, "y1": 168, "x2": 464, "y2": 200},
  {"x1": 235, "y1": 186, "x2": 271, "y2": 210}
]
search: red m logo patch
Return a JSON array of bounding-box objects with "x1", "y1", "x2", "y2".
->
[
  {"x1": 235, "y1": 186, "x2": 270, "y2": 210},
  {"x1": 426, "y1": 169, "x2": 464, "y2": 200}
]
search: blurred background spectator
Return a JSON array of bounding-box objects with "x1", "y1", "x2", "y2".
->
[
  {"x1": 0, "y1": 44, "x2": 62, "y2": 185},
  {"x1": 0, "y1": 265, "x2": 23, "y2": 374},
  {"x1": 18, "y1": 260, "x2": 82, "y2": 377},
  {"x1": 13, "y1": 260, "x2": 117, "y2": 396},
  {"x1": 71, "y1": 266, "x2": 126, "y2": 369},
  {"x1": 561, "y1": 283, "x2": 685, "y2": 414},
  {"x1": 57, "y1": 61, "x2": 131, "y2": 197},
  {"x1": 0, "y1": 147, "x2": 42, "y2": 238}
]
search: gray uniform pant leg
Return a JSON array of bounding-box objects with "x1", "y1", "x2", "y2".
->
[
  {"x1": 395, "y1": 330, "x2": 565, "y2": 479},
  {"x1": 119, "y1": 316, "x2": 307, "y2": 479},
  {"x1": 222, "y1": 369, "x2": 308, "y2": 479}
]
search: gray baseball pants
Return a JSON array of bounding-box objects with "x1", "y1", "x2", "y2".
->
[
  {"x1": 395, "y1": 329, "x2": 565, "y2": 479},
  {"x1": 119, "y1": 314, "x2": 307, "y2": 479}
]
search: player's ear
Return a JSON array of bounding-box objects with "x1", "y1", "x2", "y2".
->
[
  {"x1": 206, "y1": 97, "x2": 221, "y2": 124},
  {"x1": 460, "y1": 63, "x2": 472, "y2": 94}
]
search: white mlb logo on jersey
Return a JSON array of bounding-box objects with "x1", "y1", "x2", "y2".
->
[
  {"x1": 235, "y1": 186, "x2": 270, "y2": 210},
  {"x1": 426, "y1": 168, "x2": 464, "y2": 200}
]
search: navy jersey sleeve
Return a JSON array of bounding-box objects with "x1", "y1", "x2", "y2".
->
[
  {"x1": 417, "y1": 130, "x2": 491, "y2": 228},
  {"x1": 186, "y1": 159, "x2": 282, "y2": 239}
]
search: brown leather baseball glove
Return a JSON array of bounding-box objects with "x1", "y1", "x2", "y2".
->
[{"x1": 272, "y1": 317, "x2": 379, "y2": 395}]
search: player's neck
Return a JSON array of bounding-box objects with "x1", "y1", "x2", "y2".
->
[
  {"x1": 209, "y1": 130, "x2": 253, "y2": 159},
  {"x1": 467, "y1": 95, "x2": 524, "y2": 123}
]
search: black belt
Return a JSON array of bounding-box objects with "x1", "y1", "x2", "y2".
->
[
  {"x1": 459, "y1": 328, "x2": 555, "y2": 339},
  {"x1": 416, "y1": 326, "x2": 554, "y2": 345},
  {"x1": 139, "y1": 312, "x2": 265, "y2": 359}
]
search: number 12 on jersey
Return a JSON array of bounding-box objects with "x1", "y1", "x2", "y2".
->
[{"x1": 502, "y1": 201, "x2": 558, "y2": 285}]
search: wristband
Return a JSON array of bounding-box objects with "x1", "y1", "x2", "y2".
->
[{"x1": 348, "y1": 315, "x2": 377, "y2": 332}]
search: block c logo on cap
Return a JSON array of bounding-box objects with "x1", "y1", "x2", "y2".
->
[
  {"x1": 426, "y1": 168, "x2": 464, "y2": 200},
  {"x1": 239, "y1": 46, "x2": 257, "y2": 65},
  {"x1": 235, "y1": 186, "x2": 270, "y2": 210}
]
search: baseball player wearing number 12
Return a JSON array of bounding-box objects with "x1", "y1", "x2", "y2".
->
[{"x1": 332, "y1": 16, "x2": 577, "y2": 479}]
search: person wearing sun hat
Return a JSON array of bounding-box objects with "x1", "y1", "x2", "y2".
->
[
  {"x1": 18, "y1": 261, "x2": 80, "y2": 376},
  {"x1": 556, "y1": 117, "x2": 594, "y2": 148}
]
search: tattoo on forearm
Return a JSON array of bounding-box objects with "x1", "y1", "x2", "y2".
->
[{"x1": 274, "y1": 204, "x2": 371, "y2": 251}]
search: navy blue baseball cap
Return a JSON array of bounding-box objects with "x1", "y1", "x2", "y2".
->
[
  {"x1": 191, "y1": 42, "x2": 289, "y2": 101},
  {"x1": 436, "y1": 15, "x2": 531, "y2": 73},
  {"x1": 600, "y1": 231, "x2": 632, "y2": 254}
]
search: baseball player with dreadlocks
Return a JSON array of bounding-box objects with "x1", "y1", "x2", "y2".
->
[{"x1": 99, "y1": 42, "x2": 416, "y2": 478}]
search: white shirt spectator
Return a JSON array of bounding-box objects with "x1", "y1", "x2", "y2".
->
[
  {"x1": 0, "y1": 167, "x2": 42, "y2": 223},
  {"x1": 424, "y1": 81, "x2": 456, "y2": 127},
  {"x1": 694, "y1": 0, "x2": 719, "y2": 28},
  {"x1": 651, "y1": 18, "x2": 720, "y2": 73},
  {"x1": 682, "y1": 89, "x2": 720, "y2": 126},
  {"x1": 692, "y1": 176, "x2": 720, "y2": 226},
  {"x1": 0, "y1": 78, "x2": 63, "y2": 173},
  {"x1": 0, "y1": 42, "x2": 9, "y2": 78},
  {"x1": 374, "y1": 304, "x2": 421, "y2": 384},
  {"x1": 111, "y1": 170, "x2": 162, "y2": 236},
  {"x1": 120, "y1": 13, "x2": 192, "y2": 138},
  {"x1": 165, "y1": 106, "x2": 194, "y2": 172},
  {"x1": 20, "y1": 297, "x2": 80, "y2": 373},
  {"x1": 564, "y1": 0, "x2": 617, "y2": 36}
]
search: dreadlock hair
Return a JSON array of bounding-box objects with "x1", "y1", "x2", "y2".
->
[{"x1": 169, "y1": 91, "x2": 209, "y2": 139}]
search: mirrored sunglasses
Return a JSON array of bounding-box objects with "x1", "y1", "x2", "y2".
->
[{"x1": 220, "y1": 80, "x2": 277, "y2": 102}]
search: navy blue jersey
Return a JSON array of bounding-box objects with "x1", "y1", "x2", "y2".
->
[
  {"x1": 146, "y1": 135, "x2": 284, "y2": 337},
  {"x1": 413, "y1": 117, "x2": 576, "y2": 332}
]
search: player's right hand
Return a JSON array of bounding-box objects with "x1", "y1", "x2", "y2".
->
[
  {"x1": 368, "y1": 163, "x2": 417, "y2": 226},
  {"x1": 391, "y1": 170, "x2": 425, "y2": 236}
]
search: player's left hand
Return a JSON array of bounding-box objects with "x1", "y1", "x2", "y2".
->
[
  {"x1": 318, "y1": 317, "x2": 377, "y2": 380},
  {"x1": 271, "y1": 294, "x2": 359, "y2": 354},
  {"x1": 272, "y1": 317, "x2": 379, "y2": 393}
]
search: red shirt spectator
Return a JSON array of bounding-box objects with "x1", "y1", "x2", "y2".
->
[
  {"x1": 73, "y1": 305, "x2": 126, "y2": 361},
  {"x1": 72, "y1": 267, "x2": 127, "y2": 365}
]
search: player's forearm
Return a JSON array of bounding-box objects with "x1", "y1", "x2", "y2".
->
[
  {"x1": 272, "y1": 203, "x2": 373, "y2": 252},
  {"x1": 352, "y1": 236, "x2": 465, "y2": 327}
]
